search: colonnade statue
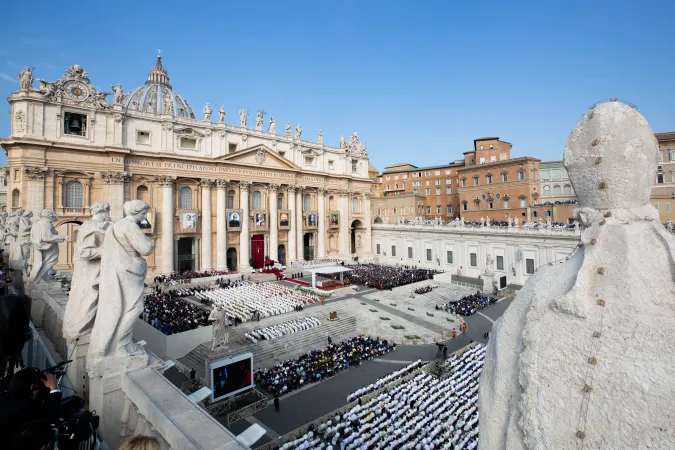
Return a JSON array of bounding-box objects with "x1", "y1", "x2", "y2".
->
[
  {"x1": 87, "y1": 200, "x2": 154, "y2": 372},
  {"x1": 63, "y1": 202, "x2": 111, "y2": 343},
  {"x1": 208, "y1": 305, "x2": 230, "y2": 351},
  {"x1": 27, "y1": 209, "x2": 66, "y2": 286}
]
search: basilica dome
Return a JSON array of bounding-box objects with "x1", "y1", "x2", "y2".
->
[{"x1": 122, "y1": 55, "x2": 196, "y2": 119}]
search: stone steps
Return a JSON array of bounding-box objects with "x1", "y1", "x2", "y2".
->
[{"x1": 179, "y1": 306, "x2": 358, "y2": 378}]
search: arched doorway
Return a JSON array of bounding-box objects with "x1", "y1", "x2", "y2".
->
[
  {"x1": 251, "y1": 235, "x2": 265, "y2": 269},
  {"x1": 351, "y1": 220, "x2": 363, "y2": 255},
  {"x1": 226, "y1": 248, "x2": 237, "y2": 272},
  {"x1": 278, "y1": 245, "x2": 286, "y2": 265},
  {"x1": 177, "y1": 237, "x2": 195, "y2": 272}
]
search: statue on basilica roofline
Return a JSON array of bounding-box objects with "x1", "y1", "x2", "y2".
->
[
  {"x1": 239, "y1": 109, "x2": 248, "y2": 127},
  {"x1": 285, "y1": 122, "x2": 292, "y2": 137},
  {"x1": 203, "y1": 103, "x2": 213, "y2": 121},
  {"x1": 112, "y1": 83, "x2": 124, "y2": 105},
  {"x1": 256, "y1": 110, "x2": 265, "y2": 131},
  {"x1": 340, "y1": 135, "x2": 346, "y2": 149},
  {"x1": 318, "y1": 130, "x2": 323, "y2": 145},
  {"x1": 218, "y1": 105, "x2": 225, "y2": 123},
  {"x1": 18, "y1": 67, "x2": 33, "y2": 91},
  {"x1": 295, "y1": 124, "x2": 302, "y2": 140},
  {"x1": 269, "y1": 116, "x2": 276, "y2": 134},
  {"x1": 163, "y1": 91, "x2": 174, "y2": 115}
]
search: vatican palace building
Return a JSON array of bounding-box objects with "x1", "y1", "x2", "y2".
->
[{"x1": 0, "y1": 55, "x2": 374, "y2": 274}]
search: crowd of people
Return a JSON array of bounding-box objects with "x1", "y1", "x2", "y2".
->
[
  {"x1": 141, "y1": 292, "x2": 211, "y2": 335},
  {"x1": 192, "y1": 281, "x2": 321, "y2": 323},
  {"x1": 532, "y1": 199, "x2": 579, "y2": 207},
  {"x1": 152, "y1": 270, "x2": 232, "y2": 286},
  {"x1": 440, "y1": 292, "x2": 498, "y2": 316},
  {"x1": 346, "y1": 360, "x2": 424, "y2": 403},
  {"x1": 256, "y1": 336, "x2": 395, "y2": 396},
  {"x1": 337, "y1": 264, "x2": 437, "y2": 290},
  {"x1": 294, "y1": 344, "x2": 485, "y2": 450},
  {"x1": 245, "y1": 317, "x2": 321, "y2": 344},
  {"x1": 521, "y1": 220, "x2": 576, "y2": 229}
]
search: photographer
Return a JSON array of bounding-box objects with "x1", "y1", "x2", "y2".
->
[{"x1": 0, "y1": 368, "x2": 62, "y2": 441}]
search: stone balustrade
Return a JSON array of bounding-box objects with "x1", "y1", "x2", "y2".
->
[{"x1": 373, "y1": 222, "x2": 581, "y2": 236}]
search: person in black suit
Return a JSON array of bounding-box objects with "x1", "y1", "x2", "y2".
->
[
  {"x1": 0, "y1": 369, "x2": 62, "y2": 443},
  {"x1": 12, "y1": 420, "x2": 54, "y2": 450},
  {"x1": 229, "y1": 212, "x2": 241, "y2": 228}
]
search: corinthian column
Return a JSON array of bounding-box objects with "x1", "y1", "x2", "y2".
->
[
  {"x1": 156, "y1": 176, "x2": 175, "y2": 274},
  {"x1": 362, "y1": 192, "x2": 372, "y2": 257},
  {"x1": 239, "y1": 181, "x2": 251, "y2": 271},
  {"x1": 317, "y1": 188, "x2": 327, "y2": 258},
  {"x1": 216, "y1": 180, "x2": 228, "y2": 270},
  {"x1": 338, "y1": 190, "x2": 350, "y2": 258},
  {"x1": 200, "y1": 179, "x2": 215, "y2": 271},
  {"x1": 287, "y1": 186, "x2": 297, "y2": 263},
  {"x1": 101, "y1": 171, "x2": 129, "y2": 221},
  {"x1": 269, "y1": 184, "x2": 279, "y2": 262},
  {"x1": 296, "y1": 187, "x2": 304, "y2": 261}
]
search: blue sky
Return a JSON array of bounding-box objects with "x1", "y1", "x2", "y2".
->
[{"x1": 1, "y1": 0, "x2": 674, "y2": 170}]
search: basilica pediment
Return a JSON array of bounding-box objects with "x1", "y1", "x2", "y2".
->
[{"x1": 216, "y1": 145, "x2": 300, "y2": 170}]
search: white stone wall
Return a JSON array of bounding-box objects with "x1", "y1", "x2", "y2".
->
[{"x1": 372, "y1": 224, "x2": 580, "y2": 285}]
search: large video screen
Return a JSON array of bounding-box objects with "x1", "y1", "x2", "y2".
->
[{"x1": 209, "y1": 352, "x2": 253, "y2": 402}]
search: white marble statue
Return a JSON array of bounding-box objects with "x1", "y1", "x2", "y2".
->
[
  {"x1": 340, "y1": 135, "x2": 346, "y2": 148},
  {"x1": 112, "y1": 83, "x2": 124, "y2": 105},
  {"x1": 486, "y1": 217, "x2": 492, "y2": 227},
  {"x1": 63, "y1": 202, "x2": 112, "y2": 343},
  {"x1": 163, "y1": 91, "x2": 174, "y2": 115},
  {"x1": 295, "y1": 124, "x2": 302, "y2": 139},
  {"x1": 485, "y1": 253, "x2": 494, "y2": 270},
  {"x1": 218, "y1": 105, "x2": 225, "y2": 123},
  {"x1": 0, "y1": 213, "x2": 7, "y2": 261},
  {"x1": 28, "y1": 209, "x2": 67, "y2": 286},
  {"x1": 239, "y1": 109, "x2": 247, "y2": 127},
  {"x1": 514, "y1": 217, "x2": 519, "y2": 227},
  {"x1": 5, "y1": 211, "x2": 20, "y2": 270},
  {"x1": 479, "y1": 101, "x2": 675, "y2": 450},
  {"x1": 88, "y1": 200, "x2": 154, "y2": 370},
  {"x1": 318, "y1": 130, "x2": 323, "y2": 145},
  {"x1": 256, "y1": 110, "x2": 264, "y2": 131},
  {"x1": 285, "y1": 122, "x2": 292, "y2": 137},
  {"x1": 203, "y1": 103, "x2": 213, "y2": 121},
  {"x1": 480, "y1": 217, "x2": 485, "y2": 226},
  {"x1": 19, "y1": 210, "x2": 34, "y2": 262},
  {"x1": 18, "y1": 67, "x2": 33, "y2": 91},
  {"x1": 269, "y1": 117, "x2": 276, "y2": 134},
  {"x1": 546, "y1": 218, "x2": 552, "y2": 228},
  {"x1": 208, "y1": 305, "x2": 230, "y2": 351},
  {"x1": 507, "y1": 217, "x2": 513, "y2": 227}
]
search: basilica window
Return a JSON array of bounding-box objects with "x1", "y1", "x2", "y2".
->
[
  {"x1": 526, "y1": 258, "x2": 535, "y2": 275},
  {"x1": 136, "y1": 131, "x2": 151, "y2": 145},
  {"x1": 473, "y1": 177, "x2": 479, "y2": 186},
  {"x1": 563, "y1": 184, "x2": 572, "y2": 194},
  {"x1": 503, "y1": 199, "x2": 509, "y2": 208},
  {"x1": 228, "y1": 143, "x2": 237, "y2": 154},
  {"x1": 252, "y1": 190, "x2": 262, "y2": 210},
  {"x1": 65, "y1": 181, "x2": 83, "y2": 208},
  {"x1": 486, "y1": 175, "x2": 492, "y2": 184},
  {"x1": 520, "y1": 198, "x2": 526, "y2": 207},
  {"x1": 351, "y1": 160, "x2": 358, "y2": 172},
  {"x1": 303, "y1": 194, "x2": 311, "y2": 211},
  {"x1": 277, "y1": 194, "x2": 283, "y2": 210},
  {"x1": 11, "y1": 189, "x2": 20, "y2": 208},
  {"x1": 552, "y1": 185, "x2": 561, "y2": 195},
  {"x1": 136, "y1": 185, "x2": 150, "y2": 204},
  {"x1": 502, "y1": 173, "x2": 508, "y2": 182},
  {"x1": 227, "y1": 190, "x2": 235, "y2": 209},
  {"x1": 64, "y1": 112, "x2": 87, "y2": 137},
  {"x1": 352, "y1": 197, "x2": 359, "y2": 213},
  {"x1": 179, "y1": 187, "x2": 193, "y2": 209}
]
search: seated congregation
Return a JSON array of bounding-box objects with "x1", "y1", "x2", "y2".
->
[
  {"x1": 281, "y1": 344, "x2": 485, "y2": 450},
  {"x1": 346, "y1": 360, "x2": 424, "y2": 403},
  {"x1": 141, "y1": 292, "x2": 211, "y2": 335},
  {"x1": 245, "y1": 316, "x2": 321, "y2": 344},
  {"x1": 441, "y1": 293, "x2": 497, "y2": 316},
  {"x1": 328, "y1": 264, "x2": 437, "y2": 290},
  {"x1": 192, "y1": 281, "x2": 321, "y2": 323},
  {"x1": 255, "y1": 336, "x2": 395, "y2": 396}
]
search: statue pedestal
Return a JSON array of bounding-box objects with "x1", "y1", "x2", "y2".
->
[
  {"x1": 483, "y1": 271, "x2": 496, "y2": 293},
  {"x1": 29, "y1": 280, "x2": 63, "y2": 328},
  {"x1": 89, "y1": 353, "x2": 148, "y2": 449},
  {"x1": 66, "y1": 333, "x2": 91, "y2": 400}
]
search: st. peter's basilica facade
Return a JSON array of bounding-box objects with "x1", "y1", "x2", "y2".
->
[{"x1": 1, "y1": 55, "x2": 373, "y2": 274}]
